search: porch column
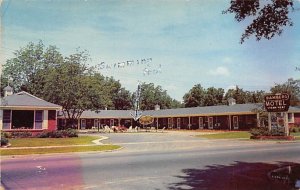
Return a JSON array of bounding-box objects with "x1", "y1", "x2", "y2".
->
[
  {"x1": 256, "y1": 113, "x2": 260, "y2": 128},
  {"x1": 118, "y1": 118, "x2": 121, "y2": 126},
  {"x1": 284, "y1": 112, "x2": 289, "y2": 136},
  {"x1": 0, "y1": 109, "x2": 3, "y2": 130},
  {"x1": 42, "y1": 110, "x2": 48, "y2": 129},
  {"x1": 228, "y1": 115, "x2": 232, "y2": 130},
  {"x1": 77, "y1": 119, "x2": 80, "y2": 130},
  {"x1": 156, "y1": 117, "x2": 159, "y2": 130},
  {"x1": 188, "y1": 116, "x2": 191, "y2": 130},
  {"x1": 268, "y1": 112, "x2": 271, "y2": 132}
]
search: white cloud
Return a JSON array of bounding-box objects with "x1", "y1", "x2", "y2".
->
[{"x1": 209, "y1": 66, "x2": 230, "y2": 77}]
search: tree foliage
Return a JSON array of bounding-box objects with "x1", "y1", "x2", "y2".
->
[
  {"x1": 1, "y1": 42, "x2": 122, "y2": 127},
  {"x1": 183, "y1": 84, "x2": 266, "y2": 108},
  {"x1": 2, "y1": 41, "x2": 64, "y2": 93},
  {"x1": 270, "y1": 78, "x2": 300, "y2": 106},
  {"x1": 183, "y1": 84, "x2": 206, "y2": 107},
  {"x1": 183, "y1": 84, "x2": 225, "y2": 107},
  {"x1": 224, "y1": 0, "x2": 294, "y2": 43},
  {"x1": 224, "y1": 86, "x2": 265, "y2": 104},
  {"x1": 138, "y1": 83, "x2": 181, "y2": 110}
]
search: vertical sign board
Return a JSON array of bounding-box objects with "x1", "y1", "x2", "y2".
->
[{"x1": 264, "y1": 93, "x2": 290, "y2": 135}]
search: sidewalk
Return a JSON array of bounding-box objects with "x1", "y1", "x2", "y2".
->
[{"x1": 1, "y1": 137, "x2": 108, "y2": 150}]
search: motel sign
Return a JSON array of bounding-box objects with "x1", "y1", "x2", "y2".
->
[{"x1": 264, "y1": 93, "x2": 290, "y2": 112}]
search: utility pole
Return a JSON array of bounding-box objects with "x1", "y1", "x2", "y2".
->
[{"x1": 131, "y1": 82, "x2": 142, "y2": 121}]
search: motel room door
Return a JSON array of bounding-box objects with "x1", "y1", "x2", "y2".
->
[
  {"x1": 233, "y1": 116, "x2": 239, "y2": 130},
  {"x1": 199, "y1": 117, "x2": 204, "y2": 129},
  {"x1": 208, "y1": 117, "x2": 213, "y2": 129},
  {"x1": 81, "y1": 119, "x2": 86, "y2": 129}
]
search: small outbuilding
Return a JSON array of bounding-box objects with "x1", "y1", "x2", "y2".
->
[{"x1": 0, "y1": 87, "x2": 61, "y2": 132}]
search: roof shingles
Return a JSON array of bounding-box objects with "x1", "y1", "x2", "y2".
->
[{"x1": 0, "y1": 91, "x2": 61, "y2": 109}]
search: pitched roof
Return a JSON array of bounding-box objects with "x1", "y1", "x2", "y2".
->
[
  {"x1": 0, "y1": 91, "x2": 61, "y2": 109},
  {"x1": 80, "y1": 110, "x2": 134, "y2": 118},
  {"x1": 74, "y1": 104, "x2": 300, "y2": 119},
  {"x1": 143, "y1": 104, "x2": 263, "y2": 117}
]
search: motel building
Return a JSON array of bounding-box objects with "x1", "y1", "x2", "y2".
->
[
  {"x1": 0, "y1": 86, "x2": 62, "y2": 133},
  {"x1": 1, "y1": 86, "x2": 300, "y2": 132},
  {"x1": 58, "y1": 99, "x2": 300, "y2": 131}
]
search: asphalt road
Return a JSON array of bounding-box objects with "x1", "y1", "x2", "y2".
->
[{"x1": 1, "y1": 132, "x2": 300, "y2": 190}]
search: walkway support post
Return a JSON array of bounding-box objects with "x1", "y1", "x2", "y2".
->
[
  {"x1": 256, "y1": 113, "x2": 260, "y2": 128},
  {"x1": 268, "y1": 113, "x2": 271, "y2": 132},
  {"x1": 284, "y1": 112, "x2": 289, "y2": 136}
]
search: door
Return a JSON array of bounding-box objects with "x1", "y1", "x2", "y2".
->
[
  {"x1": 208, "y1": 117, "x2": 213, "y2": 129},
  {"x1": 94, "y1": 119, "x2": 99, "y2": 129},
  {"x1": 199, "y1": 117, "x2": 204, "y2": 129},
  {"x1": 177, "y1": 118, "x2": 181, "y2": 129},
  {"x1": 233, "y1": 116, "x2": 239, "y2": 129},
  {"x1": 81, "y1": 119, "x2": 86, "y2": 129},
  {"x1": 110, "y1": 119, "x2": 115, "y2": 126},
  {"x1": 168, "y1": 118, "x2": 173, "y2": 129}
]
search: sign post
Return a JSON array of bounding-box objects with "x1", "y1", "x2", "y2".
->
[{"x1": 264, "y1": 93, "x2": 290, "y2": 136}]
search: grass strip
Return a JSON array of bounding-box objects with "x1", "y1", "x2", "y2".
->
[
  {"x1": 197, "y1": 131, "x2": 251, "y2": 139},
  {"x1": 8, "y1": 136, "x2": 100, "y2": 147},
  {"x1": 1, "y1": 145, "x2": 120, "y2": 156},
  {"x1": 197, "y1": 131, "x2": 300, "y2": 140}
]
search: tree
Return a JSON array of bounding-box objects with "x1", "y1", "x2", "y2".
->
[
  {"x1": 2, "y1": 41, "x2": 114, "y2": 128},
  {"x1": 204, "y1": 87, "x2": 225, "y2": 106},
  {"x1": 270, "y1": 78, "x2": 300, "y2": 106},
  {"x1": 138, "y1": 83, "x2": 180, "y2": 110},
  {"x1": 42, "y1": 51, "x2": 107, "y2": 127},
  {"x1": 1, "y1": 41, "x2": 64, "y2": 94},
  {"x1": 224, "y1": 86, "x2": 247, "y2": 104},
  {"x1": 183, "y1": 84, "x2": 206, "y2": 107},
  {"x1": 113, "y1": 87, "x2": 133, "y2": 110},
  {"x1": 224, "y1": 0, "x2": 294, "y2": 43}
]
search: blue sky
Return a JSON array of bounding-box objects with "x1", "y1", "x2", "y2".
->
[{"x1": 1, "y1": 0, "x2": 300, "y2": 101}]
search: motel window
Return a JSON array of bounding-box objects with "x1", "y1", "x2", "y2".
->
[
  {"x1": 3, "y1": 110, "x2": 11, "y2": 129},
  {"x1": 35, "y1": 110, "x2": 43, "y2": 129},
  {"x1": 288, "y1": 113, "x2": 294, "y2": 123},
  {"x1": 12, "y1": 110, "x2": 34, "y2": 129}
]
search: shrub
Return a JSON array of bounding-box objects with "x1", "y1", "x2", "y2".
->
[
  {"x1": 250, "y1": 127, "x2": 270, "y2": 137},
  {"x1": 49, "y1": 130, "x2": 64, "y2": 138},
  {"x1": 251, "y1": 127, "x2": 286, "y2": 137},
  {"x1": 290, "y1": 126, "x2": 300, "y2": 133},
  {"x1": 11, "y1": 131, "x2": 32, "y2": 138},
  {"x1": 36, "y1": 130, "x2": 51, "y2": 138},
  {"x1": 2, "y1": 132, "x2": 12, "y2": 138},
  {"x1": 1, "y1": 136, "x2": 9, "y2": 146},
  {"x1": 63, "y1": 129, "x2": 78, "y2": 137},
  {"x1": 36, "y1": 129, "x2": 78, "y2": 138}
]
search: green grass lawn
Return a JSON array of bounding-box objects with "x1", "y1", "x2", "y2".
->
[
  {"x1": 197, "y1": 131, "x2": 251, "y2": 139},
  {"x1": 1, "y1": 145, "x2": 120, "y2": 156},
  {"x1": 8, "y1": 136, "x2": 100, "y2": 147},
  {"x1": 197, "y1": 131, "x2": 300, "y2": 140}
]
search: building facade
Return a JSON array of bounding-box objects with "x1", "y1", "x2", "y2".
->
[
  {"x1": 57, "y1": 104, "x2": 300, "y2": 130},
  {"x1": 0, "y1": 89, "x2": 61, "y2": 132}
]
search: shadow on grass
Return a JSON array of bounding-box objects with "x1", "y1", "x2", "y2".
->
[{"x1": 168, "y1": 161, "x2": 300, "y2": 190}]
